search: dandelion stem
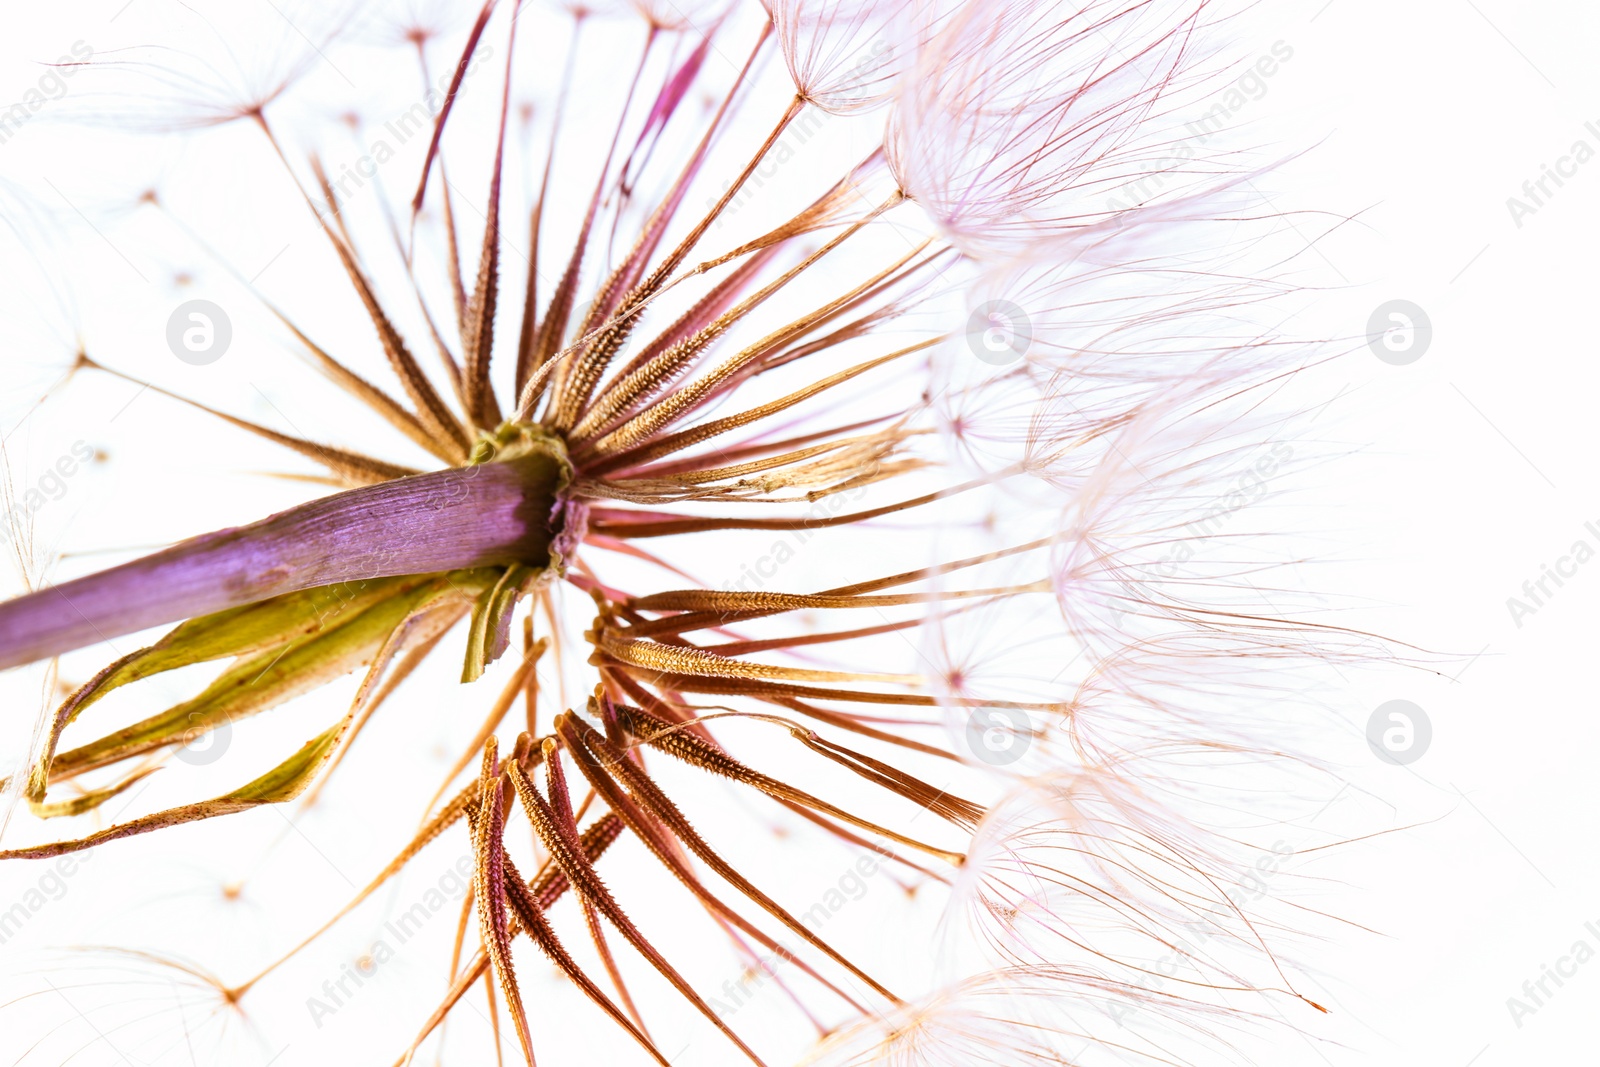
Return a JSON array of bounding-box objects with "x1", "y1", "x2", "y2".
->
[{"x1": 0, "y1": 454, "x2": 569, "y2": 671}]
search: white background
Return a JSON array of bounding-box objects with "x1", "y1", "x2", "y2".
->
[{"x1": 0, "y1": 1, "x2": 1596, "y2": 1065}]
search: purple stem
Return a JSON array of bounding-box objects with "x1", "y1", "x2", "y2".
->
[{"x1": 0, "y1": 455, "x2": 564, "y2": 672}]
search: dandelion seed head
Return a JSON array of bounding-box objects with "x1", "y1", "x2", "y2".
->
[
  {"x1": 770, "y1": 0, "x2": 959, "y2": 116},
  {"x1": 887, "y1": 0, "x2": 1246, "y2": 258},
  {"x1": 72, "y1": 1, "x2": 351, "y2": 133},
  {"x1": 628, "y1": 0, "x2": 731, "y2": 32},
  {"x1": 0, "y1": 1, "x2": 1363, "y2": 1062}
]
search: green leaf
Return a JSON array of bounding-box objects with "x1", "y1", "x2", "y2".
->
[
  {"x1": 26, "y1": 767, "x2": 159, "y2": 819},
  {"x1": 26, "y1": 576, "x2": 423, "y2": 801},
  {"x1": 34, "y1": 573, "x2": 493, "y2": 803},
  {"x1": 461, "y1": 564, "x2": 536, "y2": 683},
  {"x1": 0, "y1": 722, "x2": 348, "y2": 860}
]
